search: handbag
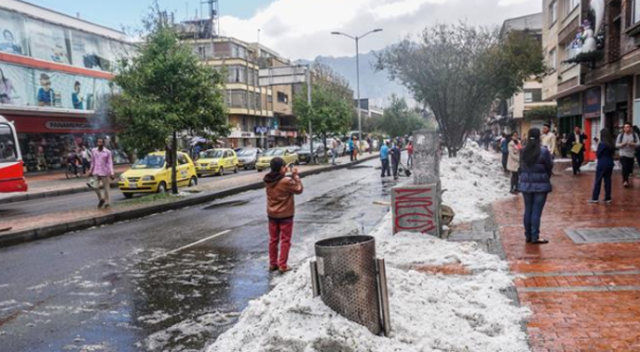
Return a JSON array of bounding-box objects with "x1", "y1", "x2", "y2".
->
[{"x1": 571, "y1": 143, "x2": 583, "y2": 154}]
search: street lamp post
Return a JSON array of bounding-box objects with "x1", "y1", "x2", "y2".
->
[{"x1": 331, "y1": 29, "x2": 383, "y2": 144}]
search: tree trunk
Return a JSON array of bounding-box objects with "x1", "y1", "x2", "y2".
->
[
  {"x1": 171, "y1": 130, "x2": 178, "y2": 195},
  {"x1": 322, "y1": 133, "x2": 328, "y2": 164}
]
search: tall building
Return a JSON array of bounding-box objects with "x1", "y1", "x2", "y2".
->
[
  {"x1": 0, "y1": 0, "x2": 135, "y2": 172},
  {"x1": 500, "y1": 13, "x2": 557, "y2": 135}
]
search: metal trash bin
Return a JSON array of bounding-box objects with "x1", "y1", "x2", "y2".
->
[{"x1": 312, "y1": 235, "x2": 390, "y2": 336}]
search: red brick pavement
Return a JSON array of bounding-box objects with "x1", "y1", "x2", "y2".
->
[{"x1": 494, "y1": 168, "x2": 640, "y2": 352}]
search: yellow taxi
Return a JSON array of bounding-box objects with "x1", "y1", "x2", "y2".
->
[
  {"x1": 118, "y1": 151, "x2": 197, "y2": 198},
  {"x1": 196, "y1": 148, "x2": 239, "y2": 177},
  {"x1": 256, "y1": 147, "x2": 299, "y2": 172}
]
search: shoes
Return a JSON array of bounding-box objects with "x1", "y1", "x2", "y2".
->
[
  {"x1": 623, "y1": 181, "x2": 630, "y2": 188},
  {"x1": 269, "y1": 265, "x2": 279, "y2": 272},
  {"x1": 525, "y1": 238, "x2": 532, "y2": 243},
  {"x1": 278, "y1": 266, "x2": 292, "y2": 273},
  {"x1": 98, "y1": 200, "x2": 105, "y2": 209},
  {"x1": 530, "y1": 239, "x2": 549, "y2": 245},
  {"x1": 588, "y1": 199, "x2": 599, "y2": 204},
  {"x1": 605, "y1": 199, "x2": 612, "y2": 205}
]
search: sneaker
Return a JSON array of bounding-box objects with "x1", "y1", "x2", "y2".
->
[
  {"x1": 269, "y1": 265, "x2": 279, "y2": 272},
  {"x1": 588, "y1": 199, "x2": 599, "y2": 204},
  {"x1": 605, "y1": 200, "x2": 612, "y2": 205},
  {"x1": 278, "y1": 266, "x2": 292, "y2": 273}
]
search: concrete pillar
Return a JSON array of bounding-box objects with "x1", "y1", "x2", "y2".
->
[{"x1": 411, "y1": 129, "x2": 441, "y2": 185}]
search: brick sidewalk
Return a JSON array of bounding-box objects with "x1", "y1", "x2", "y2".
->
[{"x1": 494, "y1": 168, "x2": 640, "y2": 352}]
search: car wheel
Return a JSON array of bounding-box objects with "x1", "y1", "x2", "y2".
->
[
  {"x1": 234, "y1": 166, "x2": 239, "y2": 174},
  {"x1": 157, "y1": 182, "x2": 167, "y2": 194},
  {"x1": 188, "y1": 176, "x2": 197, "y2": 187},
  {"x1": 295, "y1": 160, "x2": 300, "y2": 166},
  {"x1": 257, "y1": 168, "x2": 263, "y2": 173},
  {"x1": 197, "y1": 174, "x2": 203, "y2": 178},
  {"x1": 218, "y1": 167, "x2": 224, "y2": 176},
  {"x1": 123, "y1": 193, "x2": 133, "y2": 199}
]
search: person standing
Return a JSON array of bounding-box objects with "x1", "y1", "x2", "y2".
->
[
  {"x1": 590, "y1": 128, "x2": 615, "y2": 204},
  {"x1": 352, "y1": 136, "x2": 359, "y2": 161},
  {"x1": 263, "y1": 157, "x2": 303, "y2": 273},
  {"x1": 566, "y1": 126, "x2": 588, "y2": 175},
  {"x1": 390, "y1": 143, "x2": 401, "y2": 180},
  {"x1": 616, "y1": 122, "x2": 640, "y2": 188},
  {"x1": 380, "y1": 141, "x2": 391, "y2": 178},
  {"x1": 88, "y1": 138, "x2": 114, "y2": 209},
  {"x1": 366, "y1": 136, "x2": 373, "y2": 155},
  {"x1": 500, "y1": 133, "x2": 509, "y2": 172},
  {"x1": 407, "y1": 141, "x2": 414, "y2": 168},
  {"x1": 519, "y1": 128, "x2": 553, "y2": 245},
  {"x1": 541, "y1": 124, "x2": 557, "y2": 157},
  {"x1": 330, "y1": 138, "x2": 338, "y2": 165},
  {"x1": 80, "y1": 146, "x2": 91, "y2": 175},
  {"x1": 347, "y1": 137, "x2": 354, "y2": 162},
  {"x1": 507, "y1": 132, "x2": 521, "y2": 194}
]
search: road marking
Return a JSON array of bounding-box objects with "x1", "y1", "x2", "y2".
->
[{"x1": 150, "y1": 230, "x2": 231, "y2": 261}]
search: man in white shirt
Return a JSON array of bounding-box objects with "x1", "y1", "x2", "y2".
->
[{"x1": 541, "y1": 124, "x2": 557, "y2": 157}]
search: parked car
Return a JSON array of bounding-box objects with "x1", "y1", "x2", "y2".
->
[
  {"x1": 196, "y1": 148, "x2": 239, "y2": 177},
  {"x1": 284, "y1": 145, "x2": 301, "y2": 154},
  {"x1": 326, "y1": 138, "x2": 346, "y2": 157},
  {"x1": 298, "y1": 143, "x2": 326, "y2": 164},
  {"x1": 118, "y1": 151, "x2": 197, "y2": 198},
  {"x1": 237, "y1": 148, "x2": 262, "y2": 170},
  {"x1": 256, "y1": 148, "x2": 299, "y2": 172}
]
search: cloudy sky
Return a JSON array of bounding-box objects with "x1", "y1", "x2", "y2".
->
[{"x1": 29, "y1": 0, "x2": 541, "y2": 60}]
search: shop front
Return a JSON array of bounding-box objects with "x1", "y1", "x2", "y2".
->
[
  {"x1": 557, "y1": 92, "x2": 583, "y2": 140},
  {"x1": 4, "y1": 113, "x2": 126, "y2": 172},
  {"x1": 583, "y1": 87, "x2": 602, "y2": 162},
  {"x1": 603, "y1": 77, "x2": 631, "y2": 135}
]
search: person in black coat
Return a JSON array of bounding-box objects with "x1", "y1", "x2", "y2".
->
[
  {"x1": 590, "y1": 128, "x2": 615, "y2": 204},
  {"x1": 566, "y1": 126, "x2": 588, "y2": 175},
  {"x1": 390, "y1": 143, "x2": 401, "y2": 180},
  {"x1": 519, "y1": 128, "x2": 553, "y2": 245}
]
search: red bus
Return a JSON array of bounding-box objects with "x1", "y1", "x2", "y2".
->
[{"x1": 0, "y1": 115, "x2": 28, "y2": 193}]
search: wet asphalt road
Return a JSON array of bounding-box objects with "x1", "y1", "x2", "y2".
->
[{"x1": 0, "y1": 158, "x2": 398, "y2": 352}]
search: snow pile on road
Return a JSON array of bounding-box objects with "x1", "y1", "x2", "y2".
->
[
  {"x1": 565, "y1": 160, "x2": 622, "y2": 172},
  {"x1": 440, "y1": 141, "x2": 510, "y2": 223},
  {"x1": 207, "y1": 214, "x2": 530, "y2": 352}
]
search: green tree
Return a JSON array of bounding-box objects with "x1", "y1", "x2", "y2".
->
[
  {"x1": 380, "y1": 95, "x2": 426, "y2": 137},
  {"x1": 111, "y1": 10, "x2": 228, "y2": 194},
  {"x1": 293, "y1": 64, "x2": 352, "y2": 162},
  {"x1": 377, "y1": 23, "x2": 546, "y2": 156}
]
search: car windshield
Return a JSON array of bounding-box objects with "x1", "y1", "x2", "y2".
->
[
  {"x1": 264, "y1": 149, "x2": 284, "y2": 156},
  {"x1": 238, "y1": 149, "x2": 256, "y2": 156},
  {"x1": 133, "y1": 155, "x2": 165, "y2": 169},
  {"x1": 202, "y1": 150, "x2": 224, "y2": 159}
]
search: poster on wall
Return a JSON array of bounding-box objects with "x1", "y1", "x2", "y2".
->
[
  {"x1": 27, "y1": 19, "x2": 70, "y2": 65},
  {"x1": 0, "y1": 62, "x2": 33, "y2": 107},
  {"x1": 33, "y1": 69, "x2": 96, "y2": 110},
  {"x1": 70, "y1": 30, "x2": 111, "y2": 71},
  {"x1": 0, "y1": 9, "x2": 27, "y2": 56}
]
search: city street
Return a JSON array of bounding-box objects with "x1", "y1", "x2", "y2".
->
[{"x1": 0, "y1": 158, "x2": 395, "y2": 352}]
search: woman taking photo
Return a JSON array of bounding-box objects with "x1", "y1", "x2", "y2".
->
[
  {"x1": 589, "y1": 128, "x2": 615, "y2": 204},
  {"x1": 518, "y1": 128, "x2": 553, "y2": 245},
  {"x1": 507, "y1": 131, "x2": 521, "y2": 194}
]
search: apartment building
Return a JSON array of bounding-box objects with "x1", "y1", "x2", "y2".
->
[{"x1": 502, "y1": 13, "x2": 557, "y2": 135}]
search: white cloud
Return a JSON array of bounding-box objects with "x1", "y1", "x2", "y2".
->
[{"x1": 219, "y1": 0, "x2": 541, "y2": 60}]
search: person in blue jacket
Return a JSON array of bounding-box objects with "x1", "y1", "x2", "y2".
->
[
  {"x1": 519, "y1": 128, "x2": 553, "y2": 245},
  {"x1": 379, "y1": 141, "x2": 390, "y2": 178},
  {"x1": 589, "y1": 128, "x2": 615, "y2": 204}
]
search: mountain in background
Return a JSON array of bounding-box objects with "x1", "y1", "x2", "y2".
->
[{"x1": 297, "y1": 50, "x2": 412, "y2": 108}]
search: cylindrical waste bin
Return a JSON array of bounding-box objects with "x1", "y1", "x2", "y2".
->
[{"x1": 315, "y1": 235, "x2": 381, "y2": 335}]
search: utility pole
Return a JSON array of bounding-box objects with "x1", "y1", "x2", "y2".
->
[{"x1": 306, "y1": 65, "x2": 314, "y2": 164}]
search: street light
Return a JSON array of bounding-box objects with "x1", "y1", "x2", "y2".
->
[{"x1": 332, "y1": 29, "x2": 383, "y2": 144}]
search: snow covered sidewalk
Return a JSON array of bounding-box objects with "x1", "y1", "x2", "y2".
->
[{"x1": 207, "y1": 214, "x2": 530, "y2": 352}]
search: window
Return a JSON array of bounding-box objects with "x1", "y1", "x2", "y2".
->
[
  {"x1": 226, "y1": 90, "x2": 247, "y2": 108},
  {"x1": 227, "y1": 65, "x2": 247, "y2": 84},
  {"x1": 549, "y1": 1, "x2": 557, "y2": 25},
  {"x1": 524, "y1": 89, "x2": 542, "y2": 103},
  {"x1": 549, "y1": 48, "x2": 557, "y2": 70},
  {"x1": 633, "y1": 0, "x2": 640, "y2": 25},
  {"x1": 0, "y1": 124, "x2": 17, "y2": 162},
  {"x1": 277, "y1": 92, "x2": 289, "y2": 104},
  {"x1": 564, "y1": 0, "x2": 579, "y2": 15}
]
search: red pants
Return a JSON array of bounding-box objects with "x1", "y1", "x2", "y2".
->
[{"x1": 268, "y1": 218, "x2": 293, "y2": 268}]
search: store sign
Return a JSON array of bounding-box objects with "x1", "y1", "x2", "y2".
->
[
  {"x1": 583, "y1": 87, "x2": 601, "y2": 118},
  {"x1": 45, "y1": 120, "x2": 93, "y2": 131},
  {"x1": 8, "y1": 115, "x2": 113, "y2": 134},
  {"x1": 557, "y1": 94, "x2": 582, "y2": 118},
  {"x1": 255, "y1": 126, "x2": 269, "y2": 134}
]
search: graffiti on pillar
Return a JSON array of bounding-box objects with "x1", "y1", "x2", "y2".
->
[{"x1": 391, "y1": 185, "x2": 440, "y2": 236}]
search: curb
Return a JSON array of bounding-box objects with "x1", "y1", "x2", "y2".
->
[
  {"x1": 0, "y1": 155, "x2": 380, "y2": 248},
  {"x1": 0, "y1": 182, "x2": 120, "y2": 206}
]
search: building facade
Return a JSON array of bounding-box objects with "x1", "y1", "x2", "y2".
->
[{"x1": 0, "y1": 0, "x2": 134, "y2": 171}]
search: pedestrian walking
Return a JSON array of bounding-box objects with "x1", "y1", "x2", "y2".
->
[
  {"x1": 567, "y1": 126, "x2": 588, "y2": 175},
  {"x1": 348, "y1": 137, "x2": 354, "y2": 162},
  {"x1": 589, "y1": 128, "x2": 615, "y2": 204},
  {"x1": 507, "y1": 132, "x2": 521, "y2": 194},
  {"x1": 67, "y1": 150, "x2": 81, "y2": 178},
  {"x1": 352, "y1": 136, "x2": 359, "y2": 161},
  {"x1": 380, "y1": 141, "x2": 391, "y2": 178},
  {"x1": 634, "y1": 125, "x2": 640, "y2": 176},
  {"x1": 390, "y1": 143, "x2": 401, "y2": 180},
  {"x1": 366, "y1": 136, "x2": 373, "y2": 155},
  {"x1": 407, "y1": 141, "x2": 414, "y2": 168},
  {"x1": 616, "y1": 122, "x2": 640, "y2": 188},
  {"x1": 500, "y1": 133, "x2": 509, "y2": 172},
  {"x1": 263, "y1": 157, "x2": 304, "y2": 273},
  {"x1": 80, "y1": 146, "x2": 91, "y2": 175},
  {"x1": 519, "y1": 128, "x2": 553, "y2": 245},
  {"x1": 88, "y1": 138, "x2": 114, "y2": 209},
  {"x1": 541, "y1": 124, "x2": 557, "y2": 157}
]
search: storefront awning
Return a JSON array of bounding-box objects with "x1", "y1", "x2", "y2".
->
[{"x1": 4, "y1": 114, "x2": 116, "y2": 134}]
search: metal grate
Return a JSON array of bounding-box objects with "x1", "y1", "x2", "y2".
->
[
  {"x1": 564, "y1": 227, "x2": 640, "y2": 244},
  {"x1": 315, "y1": 236, "x2": 381, "y2": 335}
]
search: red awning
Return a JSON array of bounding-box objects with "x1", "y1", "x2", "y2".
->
[{"x1": 4, "y1": 114, "x2": 116, "y2": 134}]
